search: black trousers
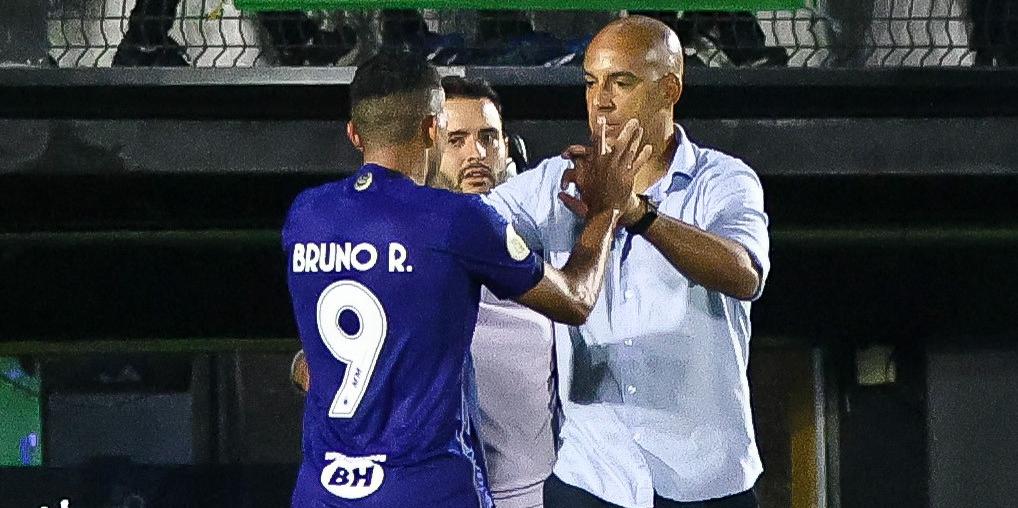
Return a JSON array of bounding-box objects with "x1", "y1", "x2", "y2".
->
[
  {"x1": 543, "y1": 474, "x2": 758, "y2": 508},
  {"x1": 970, "y1": 0, "x2": 1018, "y2": 66}
]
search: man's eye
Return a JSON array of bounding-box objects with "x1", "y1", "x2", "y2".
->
[
  {"x1": 584, "y1": 81, "x2": 596, "y2": 88},
  {"x1": 450, "y1": 137, "x2": 465, "y2": 146}
]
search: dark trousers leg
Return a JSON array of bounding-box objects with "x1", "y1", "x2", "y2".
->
[
  {"x1": 114, "y1": 0, "x2": 187, "y2": 66},
  {"x1": 124, "y1": 0, "x2": 180, "y2": 44},
  {"x1": 825, "y1": 0, "x2": 877, "y2": 67},
  {"x1": 544, "y1": 474, "x2": 758, "y2": 508},
  {"x1": 1, "y1": 0, "x2": 48, "y2": 64},
  {"x1": 653, "y1": 488, "x2": 758, "y2": 508},
  {"x1": 543, "y1": 475, "x2": 616, "y2": 508}
]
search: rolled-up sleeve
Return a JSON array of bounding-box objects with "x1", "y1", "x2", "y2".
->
[{"x1": 704, "y1": 164, "x2": 770, "y2": 300}]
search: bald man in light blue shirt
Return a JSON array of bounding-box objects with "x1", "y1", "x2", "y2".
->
[{"x1": 484, "y1": 16, "x2": 768, "y2": 508}]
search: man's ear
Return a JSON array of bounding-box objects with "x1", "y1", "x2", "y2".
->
[
  {"x1": 662, "y1": 74, "x2": 683, "y2": 106},
  {"x1": 346, "y1": 121, "x2": 364, "y2": 152},
  {"x1": 422, "y1": 115, "x2": 439, "y2": 149}
]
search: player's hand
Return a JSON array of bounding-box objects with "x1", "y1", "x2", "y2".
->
[
  {"x1": 291, "y1": 350, "x2": 310, "y2": 394},
  {"x1": 559, "y1": 144, "x2": 591, "y2": 218},
  {"x1": 576, "y1": 119, "x2": 653, "y2": 217},
  {"x1": 561, "y1": 162, "x2": 646, "y2": 226}
]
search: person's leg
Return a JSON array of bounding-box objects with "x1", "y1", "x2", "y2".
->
[
  {"x1": 968, "y1": 0, "x2": 991, "y2": 64},
  {"x1": 1001, "y1": 0, "x2": 1018, "y2": 65},
  {"x1": 257, "y1": 11, "x2": 316, "y2": 66},
  {"x1": 822, "y1": 0, "x2": 877, "y2": 67},
  {"x1": 1, "y1": 0, "x2": 48, "y2": 65},
  {"x1": 113, "y1": 0, "x2": 188, "y2": 66},
  {"x1": 543, "y1": 474, "x2": 618, "y2": 508}
]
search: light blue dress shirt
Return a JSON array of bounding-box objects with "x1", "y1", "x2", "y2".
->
[{"x1": 484, "y1": 125, "x2": 770, "y2": 507}]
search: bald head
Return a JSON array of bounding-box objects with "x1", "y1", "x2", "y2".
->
[
  {"x1": 582, "y1": 16, "x2": 684, "y2": 162},
  {"x1": 588, "y1": 16, "x2": 684, "y2": 81}
]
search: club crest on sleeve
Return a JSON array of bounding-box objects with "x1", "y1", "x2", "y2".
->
[
  {"x1": 506, "y1": 224, "x2": 530, "y2": 261},
  {"x1": 354, "y1": 173, "x2": 373, "y2": 191}
]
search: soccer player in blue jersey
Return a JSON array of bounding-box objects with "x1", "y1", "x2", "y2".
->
[{"x1": 283, "y1": 49, "x2": 651, "y2": 508}]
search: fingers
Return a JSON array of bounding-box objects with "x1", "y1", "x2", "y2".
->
[
  {"x1": 561, "y1": 144, "x2": 589, "y2": 160},
  {"x1": 560, "y1": 167, "x2": 576, "y2": 191},
  {"x1": 561, "y1": 156, "x2": 593, "y2": 191},
  {"x1": 596, "y1": 116, "x2": 609, "y2": 156},
  {"x1": 610, "y1": 119, "x2": 640, "y2": 158},
  {"x1": 629, "y1": 145, "x2": 654, "y2": 177},
  {"x1": 558, "y1": 192, "x2": 589, "y2": 217},
  {"x1": 616, "y1": 125, "x2": 645, "y2": 174},
  {"x1": 606, "y1": 119, "x2": 641, "y2": 173}
]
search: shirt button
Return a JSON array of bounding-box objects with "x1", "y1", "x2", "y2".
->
[
  {"x1": 626, "y1": 385, "x2": 637, "y2": 395},
  {"x1": 632, "y1": 432, "x2": 641, "y2": 441},
  {"x1": 624, "y1": 339, "x2": 634, "y2": 346},
  {"x1": 624, "y1": 290, "x2": 635, "y2": 300}
]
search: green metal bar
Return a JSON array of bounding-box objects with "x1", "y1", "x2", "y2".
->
[
  {"x1": 0, "y1": 338, "x2": 300, "y2": 355},
  {"x1": 4, "y1": 227, "x2": 1018, "y2": 248},
  {"x1": 235, "y1": 0, "x2": 804, "y2": 12}
]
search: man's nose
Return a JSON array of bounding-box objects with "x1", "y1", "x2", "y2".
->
[
  {"x1": 466, "y1": 138, "x2": 486, "y2": 160},
  {"x1": 595, "y1": 83, "x2": 615, "y2": 110}
]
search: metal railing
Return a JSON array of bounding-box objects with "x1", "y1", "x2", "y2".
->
[{"x1": 3, "y1": 0, "x2": 1015, "y2": 67}]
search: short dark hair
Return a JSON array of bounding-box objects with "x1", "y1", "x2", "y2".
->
[
  {"x1": 441, "y1": 76, "x2": 503, "y2": 115},
  {"x1": 350, "y1": 49, "x2": 443, "y2": 145}
]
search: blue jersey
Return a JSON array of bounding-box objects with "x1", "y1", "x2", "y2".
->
[{"x1": 283, "y1": 164, "x2": 544, "y2": 507}]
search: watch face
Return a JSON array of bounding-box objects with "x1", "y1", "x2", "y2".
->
[{"x1": 637, "y1": 194, "x2": 656, "y2": 210}]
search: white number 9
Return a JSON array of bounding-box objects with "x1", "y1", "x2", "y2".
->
[{"x1": 316, "y1": 280, "x2": 388, "y2": 418}]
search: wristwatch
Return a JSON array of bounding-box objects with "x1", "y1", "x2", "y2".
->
[{"x1": 626, "y1": 195, "x2": 658, "y2": 236}]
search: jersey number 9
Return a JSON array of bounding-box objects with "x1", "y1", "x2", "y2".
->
[{"x1": 316, "y1": 280, "x2": 388, "y2": 418}]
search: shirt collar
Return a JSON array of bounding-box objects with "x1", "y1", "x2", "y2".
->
[
  {"x1": 645, "y1": 124, "x2": 698, "y2": 201},
  {"x1": 360, "y1": 163, "x2": 404, "y2": 178},
  {"x1": 351, "y1": 163, "x2": 413, "y2": 192}
]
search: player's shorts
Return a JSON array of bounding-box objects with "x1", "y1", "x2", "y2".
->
[{"x1": 292, "y1": 451, "x2": 494, "y2": 508}]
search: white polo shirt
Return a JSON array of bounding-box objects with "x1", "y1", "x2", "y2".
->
[
  {"x1": 484, "y1": 125, "x2": 770, "y2": 507},
  {"x1": 471, "y1": 288, "x2": 556, "y2": 497}
]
